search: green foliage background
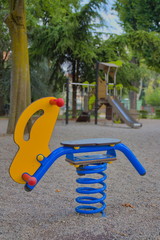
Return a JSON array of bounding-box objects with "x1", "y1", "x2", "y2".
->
[{"x1": 1, "y1": 0, "x2": 160, "y2": 110}]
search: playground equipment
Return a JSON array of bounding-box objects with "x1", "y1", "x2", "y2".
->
[
  {"x1": 9, "y1": 97, "x2": 146, "y2": 216},
  {"x1": 96, "y1": 62, "x2": 142, "y2": 128},
  {"x1": 76, "y1": 81, "x2": 96, "y2": 122},
  {"x1": 65, "y1": 79, "x2": 95, "y2": 123},
  {"x1": 66, "y1": 62, "x2": 142, "y2": 128}
]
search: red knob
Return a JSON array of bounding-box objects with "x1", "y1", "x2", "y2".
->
[
  {"x1": 56, "y1": 98, "x2": 65, "y2": 107},
  {"x1": 22, "y1": 173, "x2": 37, "y2": 186},
  {"x1": 49, "y1": 98, "x2": 64, "y2": 107}
]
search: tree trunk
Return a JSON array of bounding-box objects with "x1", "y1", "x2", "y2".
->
[
  {"x1": 72, "y1": 60, "x2": 77, "y2": 118},
  {"x1": 129, "y1": 91, "x2": 137, "y2": 109},
  {"x1": 129, "y1": 57, "x2": 139, "y2": 110},
  {"x1": 0, "y1": 56, "x2": 5, "y2": 116},
  {"x1": 137, "y1": 78, "x2": 143, "y2": 101},
  {"x1": 0, "y1": 95, "x2": 5, "y2": 116},
  {"x1": 5, "y1": 0, "x2": 31, "y2": 134}
]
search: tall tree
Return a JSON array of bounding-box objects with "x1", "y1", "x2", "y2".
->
[
  {"x1": 114, "y1": 0, "x2": 160, "y2": 32},
  {"x1": 0, "y1": 1, "x2": 10, "y2": 115},
  {"x1": 67, "y1": 0, "x2": 107, "y2": 118},
  {"x1": 29, "y1": 0, "x2": 107, "y2": 118},
  {"x1": 113, "y1": 0, "x2": 160, "y2": 109},
  {"x1": 0, "y1": 51, "x2": 11, "y2": 115},
  {"x1": 5, "y1": 0, "x2": 31, "y2": 134}
]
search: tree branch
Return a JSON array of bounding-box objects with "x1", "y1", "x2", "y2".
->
[{"x1": 5, "y1": 0, "x2": 25, "y2": 30}]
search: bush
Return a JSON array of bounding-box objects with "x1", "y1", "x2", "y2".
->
[
  {"x1": 139, "y1": 110, "x2": 148, "y2": 119},
  {"x1": 145, "y1": 88, "x2": 160, "y2": 107},
  {"x1": 155, "y1": 109, "x2": 160, "y2": 118}
]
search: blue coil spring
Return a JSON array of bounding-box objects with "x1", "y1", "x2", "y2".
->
[{"x1": 75, "y1": 163, "x2": 107, "y2": 215}]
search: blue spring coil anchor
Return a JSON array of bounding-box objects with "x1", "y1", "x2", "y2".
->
[{"x1": 75, "y1": 163, "x2": 107, "y2": 215}]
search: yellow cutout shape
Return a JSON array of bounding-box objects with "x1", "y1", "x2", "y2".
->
[{"x1": 9, "y1": 97, "x2": 60, "y2": 184}]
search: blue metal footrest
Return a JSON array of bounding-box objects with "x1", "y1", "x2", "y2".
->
[{"x1": 66, "y1": 153, "x2": 116, "y2": 165}]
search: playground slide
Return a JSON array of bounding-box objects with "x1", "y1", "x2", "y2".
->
[{"x1": 107, "y1": 95, "x2": 142, "y2": 128}]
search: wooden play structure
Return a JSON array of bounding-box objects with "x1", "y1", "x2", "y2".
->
[
  {"x1": 66, "y1": 62, "x2": 142, "y2": 128},
  {"x1": 96, "y1": 62, "x2": 142, "y2": 128}
]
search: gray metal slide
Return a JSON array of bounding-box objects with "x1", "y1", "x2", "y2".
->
[{"x1": 107, "y1": 95, "x2": 142, "y2": 128}]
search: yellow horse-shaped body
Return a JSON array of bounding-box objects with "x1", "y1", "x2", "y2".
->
[{"x1": 9, "y1": 97, "x2": 61, "y2": 184}]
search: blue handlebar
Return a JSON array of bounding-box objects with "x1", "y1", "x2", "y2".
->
[
  {"x1": 25, "y1": 143, "x2": 146, "y2": 191},
  {"x1": 115, "y1": 143, "x2": 146, "y2": 176}
]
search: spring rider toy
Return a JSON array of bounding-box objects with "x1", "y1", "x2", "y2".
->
[{"x1": 9, "y1": 97, "x2": 146, "y2": 216}]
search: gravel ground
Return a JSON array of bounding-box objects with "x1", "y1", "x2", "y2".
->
[{"x1": 0, "y1": 118, "x2": 160, "y2": 240}]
